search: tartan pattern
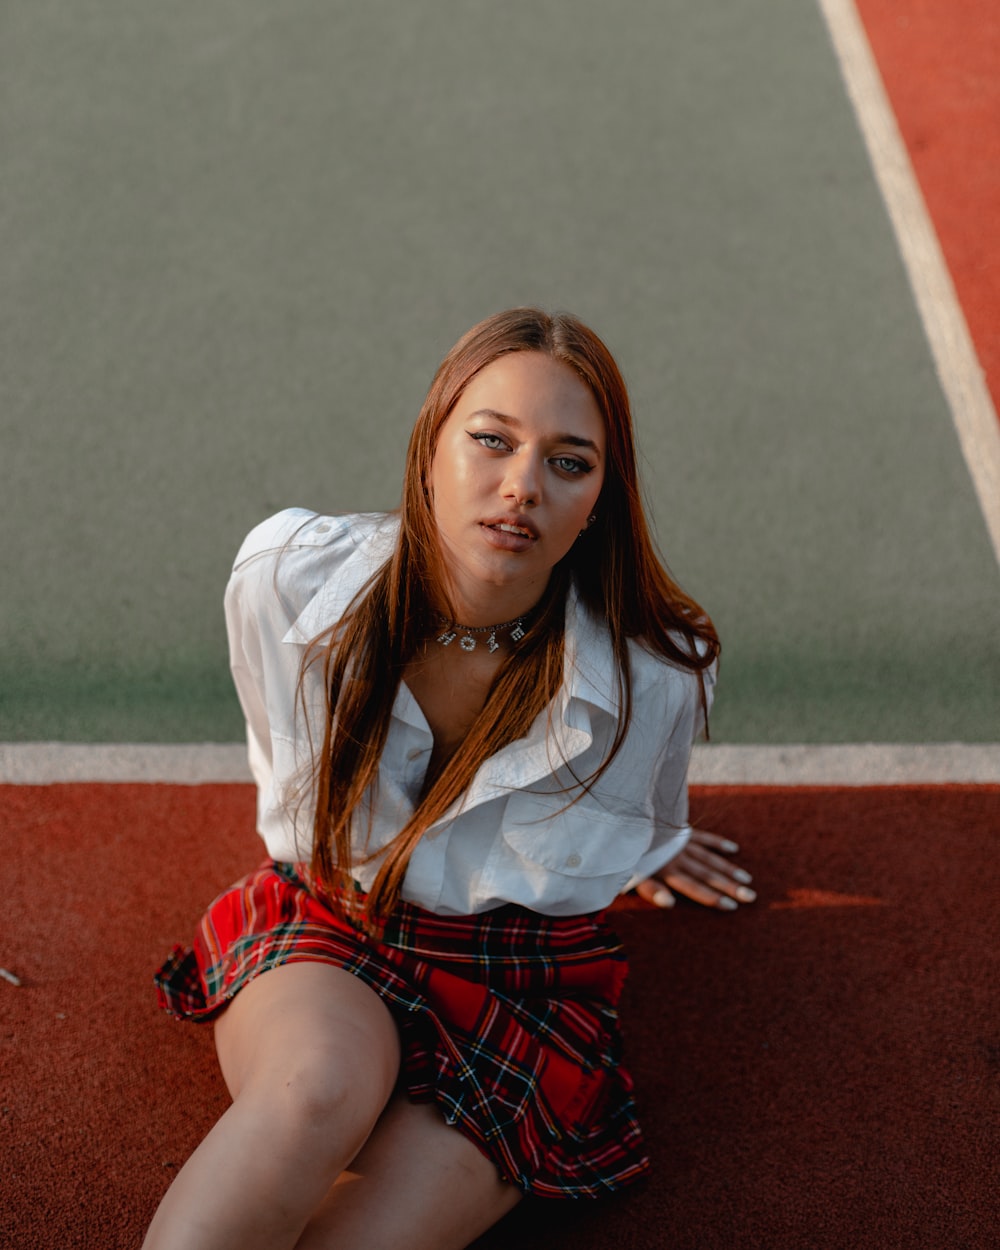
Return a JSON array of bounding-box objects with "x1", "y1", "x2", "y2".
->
[{"x1": 154, "y1": 861, "x2": 650, "y2": 1197}]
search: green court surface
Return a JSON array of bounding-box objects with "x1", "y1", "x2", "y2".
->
[{"x1": 2, "y1": 1, "x2": 998, "y2": 745}]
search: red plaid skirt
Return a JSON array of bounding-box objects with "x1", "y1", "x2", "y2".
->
[{"x1": 154, "y1": 861, "x2": 650, "y2": 1198}]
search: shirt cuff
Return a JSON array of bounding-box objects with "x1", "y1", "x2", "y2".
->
[{"x1": 621, "y1": 824, "x2": 692, "y2": 894}]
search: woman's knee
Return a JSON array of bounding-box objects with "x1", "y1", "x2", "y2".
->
[
  {"x1": 215, "y1": 963, "x2": 402, "y2": 1138},
  {"x1": 240, "y1": 1050, "x2": 379, "y2": 1157}
]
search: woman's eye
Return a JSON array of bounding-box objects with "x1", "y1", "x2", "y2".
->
[
  {"x1": 551, "y1": 456, "x2": 591, "y2": 475},
  {"x1": 470, "y1": 432, "x2": 508, "y2": 451}
]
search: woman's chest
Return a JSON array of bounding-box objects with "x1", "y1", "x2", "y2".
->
[{"x1": 401, "y1": 650, "x2": 504, "y2": 777}]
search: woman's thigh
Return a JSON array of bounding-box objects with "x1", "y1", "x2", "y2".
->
[
  {"x1": 214, "y1": 960, "x2": 402, "y2": 1144},
  {"x1": 297, "y1": 1094, "x2": 523, "y2": 1250},
  {"x1": 143, "y1": 963, "x2": 405, "y2": 1249}
]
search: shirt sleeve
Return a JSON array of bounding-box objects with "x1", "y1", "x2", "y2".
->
[
  {"x1": 620, "y1": 658, "x2": 717, "y2": 891},
  {"x1": 224, "y1": 548, "x2": 279, "y2": 804},
  {"x1": 222, "y1": 509, "x2": 325, "y2": 850},
  {"x1": 223, "y1": 508, "x2": 397, "y2": 861}
]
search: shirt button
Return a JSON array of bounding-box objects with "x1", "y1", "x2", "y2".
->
[
  {"x1": 565, "y1": 852, "x2": 582, "y2": 869},
  {"x1": 314, "y1": 521, "x2": 331, "y2": 534}
]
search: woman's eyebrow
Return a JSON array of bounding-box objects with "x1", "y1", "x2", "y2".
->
[{"x1": 468, "y1": 409, "x2": 602, "y2": 455}]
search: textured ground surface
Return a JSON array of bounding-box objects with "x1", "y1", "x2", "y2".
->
[{"x1": 2, "y1": 783, "x2": 997, "y2": 1249}]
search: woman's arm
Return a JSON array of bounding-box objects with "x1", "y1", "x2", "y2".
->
[
  {"x1": 223, "y1": 509, "x2": 333, "y2": 851},
  {"x1": 632, "y1": 659, "x2": 755, "y2": 911}
]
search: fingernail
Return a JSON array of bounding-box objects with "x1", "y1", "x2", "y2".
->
[
  {"x1": 736, "y1": 886, "x2": 757, "y2": 903},
  {"x1": 721, "y1": 840, "x2": 739, "y2": 853},
  {"x1": 653, "y1": 888, "x2": 675, "y2": 909},
  {"x1": 734, "y1": 869, "x2": 753, "y2": 884},
  {"x1": 717, "y1": 897, "x2": 738, "y2": 910}
]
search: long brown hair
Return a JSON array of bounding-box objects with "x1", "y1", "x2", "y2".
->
[{"x1": 304, "y1": 308, "x2": 719, "y2": 926}]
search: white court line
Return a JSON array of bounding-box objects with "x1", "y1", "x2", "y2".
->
[
  {"x1": 1, "y1": 742, "x2": 997, "y2": 785},
  {"x1": 688, "y1": 743, "x2": 999, "y2": 786},
  {"x1": 816, "y1": 0, "x2": 1000, "y2": 568}
]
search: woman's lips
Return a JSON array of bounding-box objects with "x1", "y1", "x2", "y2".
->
[{"x1": 480, "y1": 520, "x2": 538, "y2": 552}]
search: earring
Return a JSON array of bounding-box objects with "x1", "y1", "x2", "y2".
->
[{"x1": 578, "y1": 513, "x2": 597, "y2": 538}]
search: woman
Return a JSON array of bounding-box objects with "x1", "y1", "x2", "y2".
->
[{"x1": 146, "y1": 309, "x2": 754, "y2": 1250}]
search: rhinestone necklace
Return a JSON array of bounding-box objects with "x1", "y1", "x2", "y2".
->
[{"x1": 435, "y1": 614, "x2": 527, "y2": 653}]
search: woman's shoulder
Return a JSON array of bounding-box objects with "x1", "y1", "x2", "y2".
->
[
  {"x1": 625, "y1": 633, "x2": 713, "y2": 699},
  {"x1": 225, "y1": 508, "x2": 399, "y2": 633},
  {"x1": 623, "y1": 633, "x2": 717, "y2": 747},
  {"x1": 231, "y1": 508, "x2": 390, "y2": 570},
  {"x1": 630, "y1": 630, "x2": 717, "y2": 682}
]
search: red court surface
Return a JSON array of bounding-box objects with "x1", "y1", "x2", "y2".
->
[
  {"x1": 854, "y1": 0, "x2": 1000, "y2": 410},
  {"x1": 2, "y1": 783, "x2": 997, "y2": 1249}
]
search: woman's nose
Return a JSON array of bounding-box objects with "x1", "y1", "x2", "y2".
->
[{"x1": 502, "y1": 454, "x2": 542, "y2": 506}]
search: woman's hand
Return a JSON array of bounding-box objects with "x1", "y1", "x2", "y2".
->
[{"x1": 634, "y1": 828, "x2": 756, "y2": 911}]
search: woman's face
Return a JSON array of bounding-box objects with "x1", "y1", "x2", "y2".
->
[{"x1": 427, "y1": 351, "x2": 606, "y2": 614}]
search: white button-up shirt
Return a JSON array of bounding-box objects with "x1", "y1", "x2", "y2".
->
[{"x1": 225, "y1": 509, "x2": 715, "y2": 916}]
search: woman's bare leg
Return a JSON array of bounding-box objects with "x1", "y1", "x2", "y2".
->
[
  {"x1": 142, "y1": 962, "x2": 401, "y2": 1250},
  {"x1": 295, "y1": 1095, "x2": 523, "y2": 1250}
]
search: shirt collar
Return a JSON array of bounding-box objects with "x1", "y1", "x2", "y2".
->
[
  {"x1": 281, "y1": 513, "x2": 622, "y2": 815},
  {"x1": 561, "y1": 583, "x2": 619, "y2": 718},
  {"x1": 430, "y1": 586, "x2": 621, "y2": 821},
  {"x1": 282, "y1": 515, "x2": 619, "y2": 723}
]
